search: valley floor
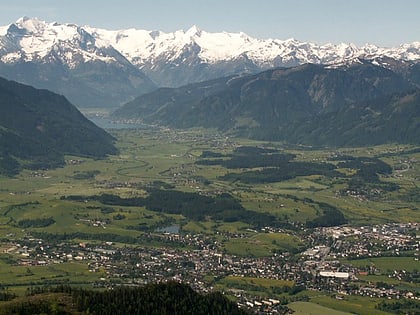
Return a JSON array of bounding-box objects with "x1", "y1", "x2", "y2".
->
[{"x1": 0, "y1": 128, "x2": 419, "y2": 314}]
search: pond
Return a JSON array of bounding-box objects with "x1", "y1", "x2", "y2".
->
[
  {"x1": 156, "y1": 225, "x2": 180, "y2": 234},
  {"x1": 88, "y1": 117, "x2": 148, "y2": 130}
]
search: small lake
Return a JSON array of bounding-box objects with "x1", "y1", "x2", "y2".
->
[
  {"x1": 88, "y1": 117, "x2": 148, "y2": 130},
  {"x1": 156, "y1": 225, "x2": 180, "y2": 234}
]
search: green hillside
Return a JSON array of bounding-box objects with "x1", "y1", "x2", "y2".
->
[
  {"x1": 113, "y1": 61, "x2": 420, "y2": 146},
  {"x1": 0, "y1": 77, "x2": 117, "y2": 175}
]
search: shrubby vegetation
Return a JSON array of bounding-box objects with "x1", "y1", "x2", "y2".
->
[
  {"x1": 197, "y1": 146, "x2": 296, "y2": 169},
  {"x1": 72, "y1": 170, "x2": 100, "y2": 180},
  {"x1": 31, "y1": 231, "x2": 140, "y2": 244},
  {"x1": 127, "y1": 215, "x2": 175, "y2": 232},
  {"x1": 338, "y1": 156, "x2": 399, "y2": 197},
  {"x1": 17, "y1": 217, "x2": 55, "y2": 228},
  {"x1": 198, "y1": 146, "x2": 340, "y2": 184},
  {"x1": 0, "y1": 155, "x2": 20, "y2": 176},
  {"x1": 220, "y1": 162, "x2": 338, "y2": 183},
  {"x1": 337, "y1": 157, "x2": 392, "y2": 182},
  {"x1": 400, "y1": 187, "x2": 420, "y2": 202},
  {"x1": 376, "y1": 299, "x2": 420, "y2": 315},
  {"x1": 3, "y1": 202, "x2": 40, "y2": 217},
  {"x1": 62, "y1": 189, "x2": 279, "y2": 228},
  {"x1": 0, "y1": 287, "x2": 15, "y2": 302},
  {"x1": 62, "y1": 189, "x2": 349, "y2": 229},
  {"x1": 200, "y1": 147, "x2": 397, "y2": 202},
  {"x1": 200, "y1": 150, "x2": 225, "y2": 158},
  {"x1": 306, "y1": 203, "x2": 347, "y2": 228}
]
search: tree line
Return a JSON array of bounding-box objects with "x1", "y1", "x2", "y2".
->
[
  {"x1": 62, "y1": 190, "x2": 279, "y2": 228},
  {"x1": 0, "y1": 282, "x2": 249, "y2": 315}
]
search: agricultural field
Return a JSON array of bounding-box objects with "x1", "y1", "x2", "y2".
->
[
  {"x1": 0, "y1": 127, "x2": 419, "y2": 313},
  {"x1": 295, "y1": 295, "x2": 396, "y2": 315},
  {"x1": 346, "y1": 256, "x2": 419, "y2": 273},
  {"x1": 306, "y1": 295, "x2": 398, "y2": 315},
  {"x1": 1, "y1": 128, "x2": 419, "y2": 236},
  {"x1": 288, "y1": 301, "x2": 353, "y2": 315}
]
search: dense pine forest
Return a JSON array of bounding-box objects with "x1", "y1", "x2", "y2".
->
[{"x1": 0, "y1": 282, "x2": 249, "y2": 315}]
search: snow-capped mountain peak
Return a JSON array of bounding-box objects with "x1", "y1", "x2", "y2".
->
[
  {"x1": 1, "y1": 17, "x2": 420, "y2": 88},
  {"x1": 0, "y1": 17, "x2": 157, "y2": 108},
  {"x1": 0, "y1": 17, "x2": 124, "y2": 66},
  {"x1": 15, "y1": 16, "x2": 47, "y2": 33},
  {"x1": 86, "y1": 22, "x2": 420, "y2": 71},
  {"x1": 185, "y1": 25, "x2": 202, "y2": 38}
]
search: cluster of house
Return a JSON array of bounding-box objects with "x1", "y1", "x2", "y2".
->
[
  {"x1": 1, "y1": 221, "x2": 418, "y2": 314},
  {"x1": 318, "y1": 223, "x2": 419, "y2": 259}
]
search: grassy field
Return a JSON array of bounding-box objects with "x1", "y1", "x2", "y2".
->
[
  {"x1": 346, "y1": 256, "x2": 420, "y2": 273},
  {"x1": 216, "y1": 275, "x2": 294, "y2": 298},
  {"x1": 219, "y1": 276, "x2": 294, "y2": 288},
  {"x1": 0, "y1": 129, "x2": 419, "y2": 248},
  {"x1": 0, "y1": 128, "x2": 419, "y2": 304},
  {"x1": 0, "y1": 255, "x2": 105, "y2": 295},
  {"x1": 222, "y1": 232, "x2": 304, "y2": 257},
  {"x1": 309, "y1": 294, "x2": 395, "y2": 315},
  {"x1": 1, "y1": 129, "x2": 419, "y2": 231},
  {"x1": 288, "y1": 301, "x2": 352, "y2": 315}
]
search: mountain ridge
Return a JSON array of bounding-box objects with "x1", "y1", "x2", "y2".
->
[
  {"x1": 1, "y1": 17, "x2": 420, "y2": 90},
  {"x1": 0, "y1": 17, "x2": 156, "y2": 108},
  {"x1": 0, "y1": 76, "x2": 118, "y2": 175},
  {"x1": 112, "y1": 61, "x2": 420, "y2": 146}
]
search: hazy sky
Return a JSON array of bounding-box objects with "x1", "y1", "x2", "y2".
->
[{"x1": 0, "y1": 0, "x2": 419, "y2": 47}]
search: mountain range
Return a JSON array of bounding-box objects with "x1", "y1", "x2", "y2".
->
[
  {"x1": 88, "y1": 24, "x2": 420, "y2": 87},
  {"x1": 0, "y1": 17, "x2": 156, "y2": 108},
  {"x1": 112, "y1": 60, "x2": 420, "y2": 146},
  {"x1": 0, "y1": 76, "x2": 117, "y2": 176},
  {"x1": 1, "y1": 17, "x2": 420, "y2": 108},
  {"x1": 0, "y1": 17, "x2": 419, "y2": 148}
]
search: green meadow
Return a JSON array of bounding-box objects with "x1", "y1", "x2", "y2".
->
[
  {"x1": 346, "y1": 256, "x2": 420, "y2": 273},
  {"x1": 0, "y1": 128, "x2": 419, "y2": 247},
  {"x1": 0, "y1": 128, "x2": 419, "y2": 308},
  {"x1": 288, "y1": 301, "x2": 353, "y2": 315},
  {"x1": 1, "y1": 129, "x2": 419, "y2": 232},
  {"x1": 223, "y1": 232, "x2": 304, "y2": 257},
  {"x1": 307, "y1": 295, "x2": 396, "y2": 315}
]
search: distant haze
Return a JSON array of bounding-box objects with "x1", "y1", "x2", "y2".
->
[{"x1": 0, "y1": 0, "x2": 419, "y2": 47}]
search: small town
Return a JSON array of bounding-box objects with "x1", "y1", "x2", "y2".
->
[{"x1": 2, "y1": 222, "x2": 419, "y2": 314}]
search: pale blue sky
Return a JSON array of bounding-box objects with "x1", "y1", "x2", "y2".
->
[{"x1": 0, "y1": 0, "x2": 418, "y2": 47}]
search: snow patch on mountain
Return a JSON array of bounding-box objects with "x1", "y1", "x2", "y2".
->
[
  {"x1": 0, "y1": 17, "x2": 125, "y2": 67},
  {"x1": 1, "y1": 17, "x2": 420, "y2": 78},
  {"x1": 86, "y1": 22, "x2": 420, "y2": 69},
  {"x1": 0, "y1": 25, "x2": 8, "y2": 36}
]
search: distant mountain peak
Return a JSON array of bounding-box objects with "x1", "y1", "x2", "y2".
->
[
  {"x1": 15, "y1": 16, "x2": 48, "y2": 33},
  {"x1": 84, "y1": 21, "x2": 420, "y2": 86},
  {"x1": 185, "y1": 25, "x2": 202, "y2": 37},
  {"x1": 0, "y1": 16, "x2": 156, "y2": 108},
  {"x1": 1, "y1": 16, "x2": 420, "y2": 90},
  {"x1": 15, "y1": 15, "x2": 32, "y2": 23}
]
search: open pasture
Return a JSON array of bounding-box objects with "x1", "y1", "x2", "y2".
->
[{"x1": 0, "y1": 128, "x2": 419, "y2": 250}]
